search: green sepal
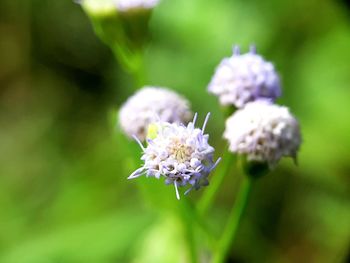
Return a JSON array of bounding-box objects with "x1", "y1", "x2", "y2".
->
[{"x1": 240, "y1": 156, "x2": 270, "y2": 179}]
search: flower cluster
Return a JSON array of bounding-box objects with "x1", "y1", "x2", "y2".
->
[
  {"x1": 128, "y1": 114, "x2": 221, "y2": 199},
  {"x1": 207, "y1": 45, "x2": 302, "y2": 170},
  {"x1": 224, "y1": 100, "x2": 301, "y2": 167},
  {"x1": 208, "y1": 46, "x2": 281, "y2": 108},
  {"x1": 119, "y1": 86, "x2": 192, "y2": 141},
  {"x1": 118, "y1": 45, "x2": 301, "y2": 198}
]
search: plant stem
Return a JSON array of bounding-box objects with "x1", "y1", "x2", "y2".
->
[
  {"x1": 183, "y1": 199, "x2": 217, "y2": 249},
  {"x1": 212, "y1": 177, "x2": 253, "y2": 263},
  {"x1": 111, "y1": 44, "x2": 135, "y2": 73},
  {"x1": 112, "y1": 44, "x2": 146, "y2": 89},
  {"x1": 131, "y1": 50, "x2": 146, "y2": 88},
  {"x1": 198, "y1": 153, "x2": 236, "y2": 215},
  {"x1": 180, "y1": 199, "x2": 198, "y2": 263}
]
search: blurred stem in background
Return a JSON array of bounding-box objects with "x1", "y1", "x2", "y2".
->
[
  {"x1": 198, "y1": 107, "x2": 237, "y2": 215},
  {"x1": 212, "y1": 177, "x2": 253, "y2": 263},
  {"x1": 180, "y1": 199, "x2": 199, "y2": 263},
  {"x1": 111, "y1": 44, "x2": 145, "y2": 87},
  {"x1": 183, "y1": 198, "x2": 218, "y2": 249},
  {"x1": 198, "y1": 152, "x2": 236, "y2": 215},
  {"x1": 81, "y1": 0, "x2": 151, "y2": 89}
]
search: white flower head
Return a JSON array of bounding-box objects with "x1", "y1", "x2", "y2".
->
[
  {"x1": 114, "y1": 0, "x2": 160, "y2": 12},
  {"x1": 208, "y1": 45, "x2": 281, "y2": 108},
  {"x1": 119, "y1": 86, "x2": 192, "y2": 141},
  {"x1": 224, "y1": 100, "x2": 301, "y2": 168},
  {"x1": 128, "y1": 113, "x2": 221, "y2": 200}
]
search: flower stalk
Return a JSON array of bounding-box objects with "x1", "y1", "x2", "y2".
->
[
  {"x1": 212, "y1": 176, "x2": 253, "y2": 263},
  {"x1": 81, "y1": 0, "x2": 158, "y2": 87},
  {"x1": 198, "y1": 152, "x2": 236, "y2": 215},
  {"x1": 179, "y1": 199, "x2": 199, "y2": 263}
]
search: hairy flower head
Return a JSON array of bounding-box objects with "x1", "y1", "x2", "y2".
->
[
  {"x1": 224, "y1": 100, "x2": 301, "y2": 168},
  {"x1": 119, "y1": 86, "x2": 192, "y2": 141},
  {"x1": 128, "y1": 113, "x2": 221, "y2": 199},
  {"x1": 208, "y1": 45, "x2": 281, "y2": 108}
]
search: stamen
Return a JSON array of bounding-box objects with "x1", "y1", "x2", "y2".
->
[
  {"x1": 184, "y1": 187, "x2": 193, "y2": 195},
  {"x1": 249, "y1": 44, "x2": 256, "y2": 54},
  {"x1": 210, "y1": 157, "x2": 222, "y2": 171},
  {"x1": 202, "y1": 112, "x2": 211, "y2": 133},
  {"x1": 174, "y1": 181, "x2": 180, "y2": 200},
  {"x1": 233, "y1": 45, "x2": 240, "y2": 55},
  {"x1": 192, "y1": 112, "x2": 198, "y2": 126},
  {"x1": 132, "y1": 135, "x2": 145, "y2": 151},
  {"x1": 128, "y1": 167, "x2": 145, "y2": 179}
]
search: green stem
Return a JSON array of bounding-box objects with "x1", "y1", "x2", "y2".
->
[
  {"x1": 112, "y1": 44, "x2": 146, "y2": 89},
  {"x1": 198, "y1": 106, "x2": 237, "y2": 216},
  {"x1": 131, "y1": 50, "x2": 146, "y2": 88},
  {"x1": 183, "y1": 198, "x2": 217, "y2": 249},
  {"x1": 180, "y1": 199, "x2": 198, "y2": 263},
  {"x1": 90, "y1": 20, "x2": 133, "y2": 73},
  {"x1": 111, "y1": 44, "x2": 135, "y2": 73},
  {"x1": 198, "y1": 153, "x2": 236, "y2": 215},
  {"x1": 212, "y1": 177, "x2": 253, "y2": 263}
]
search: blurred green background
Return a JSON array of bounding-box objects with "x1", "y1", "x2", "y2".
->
[{"x1": 0, "y1": 0, "x2": 350, "y2": 262}]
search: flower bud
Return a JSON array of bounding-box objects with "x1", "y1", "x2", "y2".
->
[
  {"x1": 81, "y1": 0, "x2": 123, "y2": 45},
  {"x1": 115, "y1": 0, "x2": 160, "y2": 12},
  {"x1": 208, "y1": 45, "x2": 281, "y2": 108},
  {"x1": 114, "y1": 0, "x2": 160, "y2": 49},
  {"x1": 119, "y1": 86, "x2": 192, "y2": 141},
  {"x1": 81, "y1": 0, "x2": 160, "y2": 49}
]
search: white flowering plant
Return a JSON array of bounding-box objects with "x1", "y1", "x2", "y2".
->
[
  {"x1": 80, "y1": 2, "x2": 303, "y2": 263},
  {"x1": 4, "y1": 1, "x2": 350, "y2": 263}
]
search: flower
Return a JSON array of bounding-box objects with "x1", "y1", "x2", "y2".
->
[
  {"x1": 119, "y1": 86, "x2": 192, "y2": 141},
  {"x1": 81, "y1": 0, "x2": 160, "y2": 14},
  {"x1": 224, "y1": 100, "x2": 301, "y2": 167},
  {"x1": 128, "y1": 113, "x2": 221, "y2": 199},
  {"x1": 208, "y1": 45, "x2": 281, "y2": 108},
  {"x1": 114, "y1": 0, "x2": 160, "y2": 12}
]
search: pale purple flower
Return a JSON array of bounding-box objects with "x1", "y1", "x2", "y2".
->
[
  {"x1": 119, "y1": 86, "x2": 192, "y2": 141},
  {"x1": 208, "y1": 45, "x2": 281, "y2": 108},
  {"x1": 224, "y1": 100, "x2": 301, "y2": 167},
  {"x1": 128, "y1": 113, "x2": 221, "y2": 199}
]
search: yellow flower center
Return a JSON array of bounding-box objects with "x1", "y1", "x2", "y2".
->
[{"x1": 168, "y1": 138, "x2": 192, "y2": 163}]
